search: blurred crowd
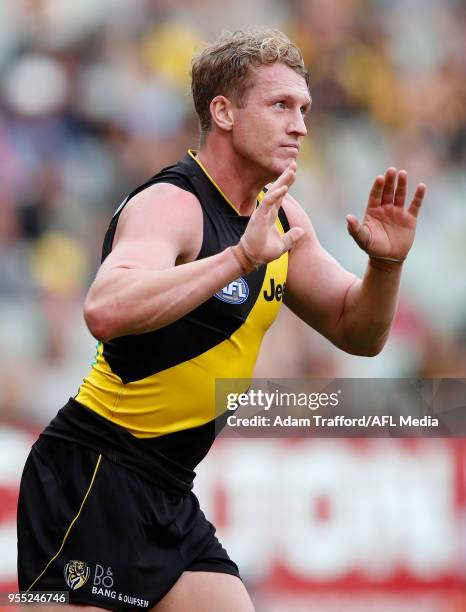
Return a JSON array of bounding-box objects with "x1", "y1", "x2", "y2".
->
[{"x1": 0, "y1": 0, "x2": 465, "y2": 423}]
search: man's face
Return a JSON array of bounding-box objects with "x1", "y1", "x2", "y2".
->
[{"x1": 230, "y1": 62, "x2": 311, "y2": 180}]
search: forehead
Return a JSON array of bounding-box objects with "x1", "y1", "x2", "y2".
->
[{"x1": 249, "y1": 62, "x2": 310, "y2": 103}]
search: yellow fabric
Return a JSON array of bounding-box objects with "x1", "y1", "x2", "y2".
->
[
  {"x1": 76, "y1": 155, "x2": 288, "y2": 438},
  {"x1": 76, "y1": 250, "x2": 287, "y2": 438}
]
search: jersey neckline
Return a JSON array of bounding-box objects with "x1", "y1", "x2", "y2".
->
[{"x1": 187, "y1": 149, "x2": 264, "y2": 217}]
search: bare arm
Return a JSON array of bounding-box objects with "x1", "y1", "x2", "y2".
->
[
  {"x1": 283, "y1": 168, "x2": 426, "y2": 356},
  {"x1": 84, "y1": 167, "x2": 303, "y2": 341}
]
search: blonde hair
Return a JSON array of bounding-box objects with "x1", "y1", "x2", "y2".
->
[{"x1": 191, "y1": 28, "x2": 309, "y2": 142}]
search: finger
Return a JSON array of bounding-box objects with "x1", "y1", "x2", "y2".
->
[
  {"x1": 271, "y1": 163, "x2": 297, "y2": 192},
  {"x1": 394, "y1": 170, "x2": 407, "y2": 207},
  {"x1": 281, "y1": 226, "x2": 304, "y2": 253},
  {"x1": 346, "y1": 214, "x2": 371, "y2": 251},
  {"x1": 381, "y1": 167, "x2": 397, "y2": 205},
  {"x1": 255, "y1": 186, "x2": 288, "y2": 222},
  {"x1": 260, "y1": 185, "x2": 288, "y2": 209},
  {"x1": 367, "y1": 176, "x2": 385, "y2": 208},
  {"x1": 257, "y1": 163, "x2": 296, "y2": 216},
  {"x1": 407, "y1": 183, "x2": 426, "y2": 218}
]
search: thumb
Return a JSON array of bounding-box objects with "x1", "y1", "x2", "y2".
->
[
  {"x1": 346, "y1": 215, "x2": 371, "y2": 251},
  {"x1": 282, "y1": 226, "x2": 304, "y2": 253}
]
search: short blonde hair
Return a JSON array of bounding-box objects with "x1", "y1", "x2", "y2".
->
[{"x1": 191, "y1": 28, "x2": 309, "y2": 142}]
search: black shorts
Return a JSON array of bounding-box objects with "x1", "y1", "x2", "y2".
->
[{"x1": 17, "y1": 436, "x2": 239, "y2": 611}]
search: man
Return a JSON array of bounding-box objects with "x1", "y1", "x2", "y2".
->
[{"x1": 17, "y1": 28, "x2": 425, "y2": 611}]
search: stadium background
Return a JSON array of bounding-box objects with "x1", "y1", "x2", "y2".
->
[{"x1": 0, "y1": 0, "x2": 465, "y2": 609}]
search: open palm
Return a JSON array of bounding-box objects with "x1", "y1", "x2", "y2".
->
[
  {"x1": 346, "y1": 168, "x2": 426, "y2": 261},
  {"x1": 242, "y1": 163, "x2": 304, "y2": 264}
]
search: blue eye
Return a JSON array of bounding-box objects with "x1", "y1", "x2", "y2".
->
[{"x1": 275, "y1": 101, "x2": 286, "y2": 110}]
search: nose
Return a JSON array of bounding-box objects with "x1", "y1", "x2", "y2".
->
[{"x1": 287, "y1": 109, "x2": 307, "y2": 137}]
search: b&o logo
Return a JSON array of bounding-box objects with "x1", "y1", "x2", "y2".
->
[
  {"x1": 93, "y1": 564, "x2": 114, "y2": 588},
  {"x1": 64, "y1": 560, "x2": 90, "y2": 590},
  {"x1": 215, "y1": 278, "x2": 249, "y2": 305}
]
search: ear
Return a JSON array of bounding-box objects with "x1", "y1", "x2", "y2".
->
[{"x1": 210, "y1": 95, "x2": 234, "y2": 132}]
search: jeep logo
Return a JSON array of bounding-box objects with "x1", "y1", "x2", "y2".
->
[{"x1": 263, "y1": 278, "x2": 285, "y2": 302}]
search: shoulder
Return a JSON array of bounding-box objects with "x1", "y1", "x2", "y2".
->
[
  {"x1": 119, "y1": 182, "x2": 202, "y2": 228},
  {"x1": 114, "y1": 182, "x2": 204, "y2": 263},
  {"x1": 281, "y1": 192, "x2": 318, "y2": 239}
]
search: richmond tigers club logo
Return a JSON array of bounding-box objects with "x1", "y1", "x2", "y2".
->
[{"x1": 64, "y1": 560, "x2": 90, "y2": 590}]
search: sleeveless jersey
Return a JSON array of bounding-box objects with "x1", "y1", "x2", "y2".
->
[{"x1": 75, "y1": 150, "x2": 289, "y2": 445}]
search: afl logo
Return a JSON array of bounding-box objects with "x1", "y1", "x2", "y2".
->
[{"x1": 215, "y1": 278, "x2": 249, "y2": 304}]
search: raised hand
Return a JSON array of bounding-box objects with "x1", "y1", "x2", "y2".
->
[
  {"x1": 346, "y1": 168, "x2": 426, "y2": 262},
  {"x1": 240, "y1": 163, "x2": 304, "y2": 266}
]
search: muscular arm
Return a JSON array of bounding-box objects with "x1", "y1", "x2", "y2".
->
[
  {"x1": 84, "y1": 167, "x2": 302, "y2": 342},
  {"x1": 283, "y1": 168, "x2": 425, "y2": 356},
  {"x1": 84, "y1": 183, "x2": 242, "y2": 341},
  {"x1": 283, "y1": 198, "x2": 401, "y2": 356},
  {"x1": 283, "y1": 196, "x2": 393, "y2": 356}
]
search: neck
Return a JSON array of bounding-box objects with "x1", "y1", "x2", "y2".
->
[{"x1": 197, "y1": 136, "x2": 270, "y2": 215}]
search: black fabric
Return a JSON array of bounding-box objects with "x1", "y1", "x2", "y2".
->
[
  {"x1": 278, "y1": 206, "x2": 290, "y2": 233},
  {"x1": 42, "y1": 399, "x2": 230, "y2": 494},
  {"x1": 17, "y1": 436, "x2": 239, "y2": 611},
  {"x1": 99, "y1": 153, "x2": 282, "y2": 383}
]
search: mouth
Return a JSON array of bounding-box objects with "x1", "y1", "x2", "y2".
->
[{"x1": 281, "y1": 144, "x2": 300, "y2": 155}]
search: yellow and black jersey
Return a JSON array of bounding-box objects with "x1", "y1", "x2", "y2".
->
[{"x1": 45, "y1": 151, "x2": 289, "y2": 484}]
